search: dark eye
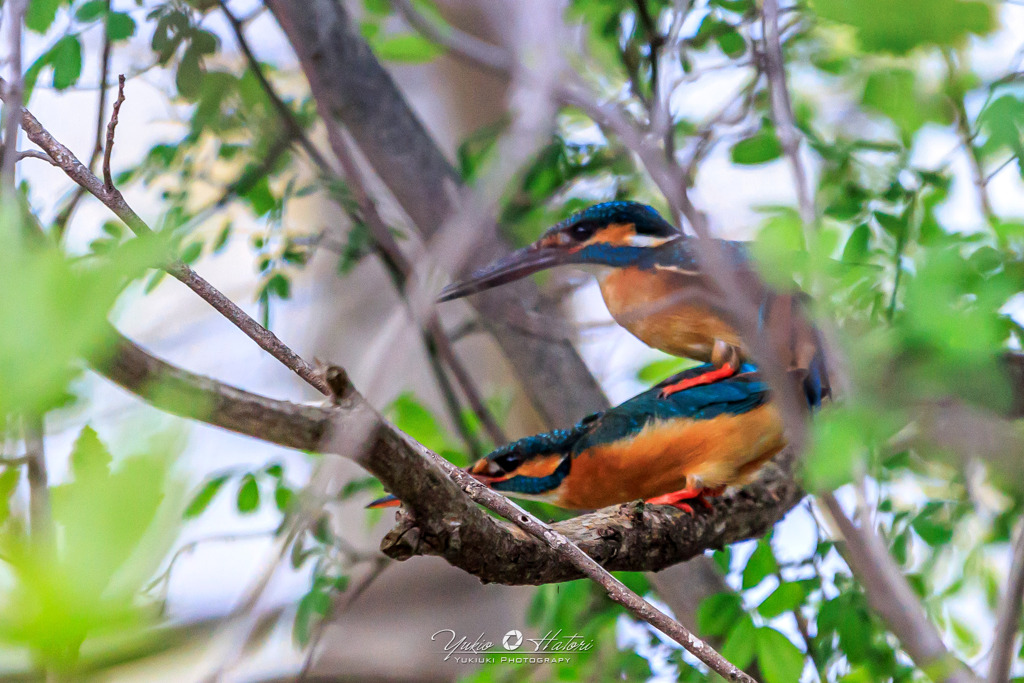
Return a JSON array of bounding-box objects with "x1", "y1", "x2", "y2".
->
[{"x1": 568, "y1": 222, "x2": 597, "y2": 241}]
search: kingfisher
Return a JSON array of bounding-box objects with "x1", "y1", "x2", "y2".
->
[
  {"x1": 438, "y1": 201, "x2": 828, "y2": 405},
  {"x1": 369, "y1": 363, "x2": 788, "y2": 513}
]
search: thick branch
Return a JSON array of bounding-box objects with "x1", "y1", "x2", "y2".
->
[
  {"x1": 91, "y1": 328, "x2": 801, "y2": 586},
  {"x1": 93, "y1": 329, "x2": 754, "y2": 679},
  {"x1": 0, "y1": 0, "x2": 29, "y2": 190}
]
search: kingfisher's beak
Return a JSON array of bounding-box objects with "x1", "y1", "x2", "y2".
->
[{"x1": 438, "y1": 244, "x2": 566, "y2": 302}]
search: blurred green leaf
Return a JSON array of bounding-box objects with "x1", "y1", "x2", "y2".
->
[
  {"x1": 51, "y1": 35, "x2": 83, "y2": 90},
  {"x1": 372, "y1": 34, "x2": 443, "y2": 63},
  {"x1": 811, "y1": 0, "x2": 995, "y2": 54},
  {"x1": 758, "y1": 582, "x2": 806, "y2": 618},
  {"x1": 236, "y1": 474, "x2": 260, "y2": 514},
  {"x1": 756, "y1": 627, "x2": 805, "y2": 683},
  {"x1": 742, "y1": 536, "x2": 778, "y2": 589},
  {"x1": 183, "y1": 474, "x2": 229, "y2": 519},
  {"x1": 731, "y1": 126, "x2": 783, "y2": 165}
]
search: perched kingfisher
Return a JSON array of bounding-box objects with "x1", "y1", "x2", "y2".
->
[
  {"x1": 438, "y1": 201, "x2": 829, "y2": 405},
  {"x1": 369, "y1": 363, "x2": 788, "y2": 513}
]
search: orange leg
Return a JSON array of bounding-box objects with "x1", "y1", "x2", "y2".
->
[{"x1": 659, "y1": 363, "x2": 736, "y2": 399}]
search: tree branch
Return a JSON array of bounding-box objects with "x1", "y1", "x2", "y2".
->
[
  {"x1": 264, "y1": 0, "x2": 609, "y2": 428},
  {"x1": 987, "y1": 523, "x2": 1024, "y2": 683},
  {"x1": 821, "y1": 493, "x2": 980, "y2": 683},
  {"x1": 0, "y1": 77, "x2": 330, "y2": 396},
  {"x1": 92, "y1": 327, "x2": 760, "y2": 680},
  {"x1": 101, "y1": 74, "x2": 125, "y2": 194},
  {"x1": 23, "y1": 414, "x2": 50, "y2": 542},
  {"x1": 761, "y1": 0, "x2": 814, "y2": 227},
  {"x1": 0, "y1": 0, "x2": 28, "y2": 190}
]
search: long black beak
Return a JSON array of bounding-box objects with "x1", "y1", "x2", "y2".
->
[{"x1": 438, "y1": 245, "x2": 565, "y2": 302}]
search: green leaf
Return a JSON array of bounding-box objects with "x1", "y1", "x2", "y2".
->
[
  {"x1": 758, "y1": 582, "x2": 806, "y2": 618},
  {"x1": 637, "y1": 356, "x2": 699, "y2": 384},
  {"x1": 811, "y1": 0, "x2": 995, "y2": 54},
  {"x1": 755, "y1": 627, "x2": 805, "y2": 683},
  {"x1": 180, "y1": 242, "x2": 203, "y2": 264},
  {"x1": 75, "y1": 0, "x2": 106, "y2": 21},
  {"x1": 0, "y1": 468, "x2": 22, "y2": 524},
  {"x1": 27, "y1": 0, "x2": 69, "y2": 33},
  {"x1": 372, "y1": 34, "x2": 443, "y2": 63},
  {"x1": 236, "y1": 474, "x2": 260, "y2": 513},
  {"x1": 386, "y1": 393, "x2": 454, "y2": 455},
  {"x1": 696, "y1": 592, "x2": 743, "y2": 636},
  {"x1": 842, "y1": 224, "x2": 871, "y2": 264},
  {"x1": 106, "y1": 12, "x2": 137, "y2": 41},
  {"x1": 176, "y1": 46, "x2": 204, "y2": 101},
  {"x1": 51, "y1": 35, "x2": 83, "y2": 90},
  {"x1": 265, "y1": 272, "x2": 291, "y2": 300},
  {"x1": 731, "y1": 127, "x2": 783, "y2": 165},
  {"x1": 274, "y1": 485, "x2": 294, "y2": 512},
  {"x1": 720, "y1": 615, "x2": 756, "y2": 670},
  {"x1": 184, "y1": 474, "x2": 230, "y2": 518},
  {"x1": 716, "y1": 30, "x2": 746, "y2": 58},
  {"x1": 978, "y1": 96, "x2": 1024, "y2": 160},
  {"x1": 742, "y1": 537, "x2": 778, "y2": 589},
  {"x1": 70, "y1": 426, "x2": 113, "y2": 481},
  {"x1": 862, "y1": 68, "x2": 945, "y2": 135}
]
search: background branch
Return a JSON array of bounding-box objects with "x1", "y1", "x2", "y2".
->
[{"x1": 987, "y1": 523, "x2": 1024, "y2": 683}]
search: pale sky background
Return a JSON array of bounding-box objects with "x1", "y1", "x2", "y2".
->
[{"x1": 8, "y1": 0, "x2": 1024, "y2": 680}]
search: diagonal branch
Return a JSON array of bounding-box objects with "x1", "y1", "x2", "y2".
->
[
  {"x1": 987, "y1": 523, "x2": 1024, "y2": 683},
  {"x1": 91, "y1": 327, "x2": 759, "y2": 681},
  {"x1": 822, "y1": 493, "x2": 980, "y2": 683},
  {"x1": 0, "y1": 77, "x2": 330, "y2": 396}
]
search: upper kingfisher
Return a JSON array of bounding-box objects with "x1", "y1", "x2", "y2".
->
[
  {"x1": 370, "y1": 363, "x2": 789, "y2": 512},
  {"x1": 438, "y1": 201, "x2": 829, "y2": 406}
]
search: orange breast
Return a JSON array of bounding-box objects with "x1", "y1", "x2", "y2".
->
[
  {"x1": 554, "y1": 404, "x2": 784, "y2": 509},
  {"x1": 598, "y1": 268, "x2": 743, "y2": 361}
]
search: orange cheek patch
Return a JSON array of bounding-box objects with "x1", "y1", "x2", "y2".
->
[
  {"x1": 590, "y1": 223, "x2": 636, "y2": 245},
  {"x1": 511, "y1": 454, "x2": 566, "y2": 479}
]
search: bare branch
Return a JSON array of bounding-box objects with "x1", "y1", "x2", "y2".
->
[
  {"x1": 54, "y1": 5, "x2": 112, "y2": 240},
  {"x1": 101, "y1": 74, "x2": 125, "y2": 194},
  {"x1": 15, "y1": 149, "x2": 56, "y2": 165},
  {"x1": 0, "y1": 0, "x2": 28, "y2": 191},
  {"x1": 92, "y1": 327, "x2": 788, "y2": 678},
  {"x1": 987, "y1": 523, "x2": 1024, "y2": 683},
  {"x1": 391, "y1": 0, "x2": 512, "y2": 75},
  {"x1": 821, "y1": 493, "x2": 980, "y2": 683},
  {"x1": 944, "y1": 51, "x2": 995, "y2": 222},
  {"x1": 265, "y1": 0, "x2": 609, "y2": 427},
  {"x1": 0, "y1": 78, "x2": 330, "y2": 396},
  {"x1": 217, "y1": 0, "x2": 332, "y2": 172},
  {"x1": 23, "y1": 414, "x2": 50, "y2": 542},
  {"x1": 761, "y1": 0, "x2": 814, "y2": 227}
]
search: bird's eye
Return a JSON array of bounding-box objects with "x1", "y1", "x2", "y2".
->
[{"x1": 568, "y1": 222, "x2": 597, "y2": 241}]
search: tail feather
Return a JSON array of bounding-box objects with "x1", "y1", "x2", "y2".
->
[{"x1": 366, "y1": 494, "x2": 401, "y2": 509}]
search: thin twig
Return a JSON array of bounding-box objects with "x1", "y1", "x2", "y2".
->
[
  {"x1": 23, "y1": 414, "x2": 50, "y2": 542},
  {"x1": 218, "y1": 8, "x2": 504, "y2": 444},
  {"x1": 391, "y1": 0, "x2": 512, "y2": 75},
  {"x1": 217, "y1": 0, "x2": 331, "y2": 172},
  {"x1": 102, "y1": 74, "x2": 125, "y2": 194},
  {"x1": 944, "y1": 51, "x2": 995, "y2": 222},
  {"x1": 320, "y1": 121, "x2": 508, "y2": 447},
  {"x1": 297, "y1": 557, "x2": 391, "y2": 682},
  {"x1": 15, "y1": 149, "x2": 57, "y2": 165},
  {"x1": 987, "y1": 523, "x2": 1024, "y2": 683},
  {"x1": 762, "y1": 0, "x2": 814, "y2": 228},
  {"x1": 0, "y1": 78, "x2": 330, "y2": 395}
]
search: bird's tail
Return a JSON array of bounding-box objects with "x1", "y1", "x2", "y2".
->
[{"x1": 366, "y1": 494, "x2": 401, "y2": 509}]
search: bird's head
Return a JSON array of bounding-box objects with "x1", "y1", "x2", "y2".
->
[{"x1": 438, "y1": 201, "x2": 680, "y2": 301}]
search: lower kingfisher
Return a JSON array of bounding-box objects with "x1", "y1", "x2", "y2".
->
[
  {"x1": 438, "y1": 201, "x2": 829, "y2": 406},
  {"x1": 369, "y1": 363, "x2": 793, "y2": 513}
]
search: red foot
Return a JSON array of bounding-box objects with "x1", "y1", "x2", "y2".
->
[
  {"x1": 647, "y1": 485, "x2": 727, "y2": 513},
  {"x1": 646, "y1": 486, "x2": 706, "y2": 513},
  {"x1": 659, "y1": 363, "x2": 737, "y2": 399}
]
